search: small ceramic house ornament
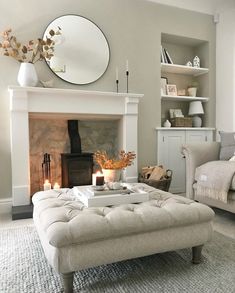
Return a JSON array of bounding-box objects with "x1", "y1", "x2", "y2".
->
[
  {"x1": 193, "y1": 56, "x2": 200, "y2": 68},
  {"x1": 186, "y1": 61, "x2": 192, "y2": 67}
]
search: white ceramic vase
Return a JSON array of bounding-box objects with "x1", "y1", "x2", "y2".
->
[
  {"x1": 102, "y1": 169, "x2": 122, "y2": 183},
  {"x1": 17, "y1": 62, "x2": 38, "y2": 87}
]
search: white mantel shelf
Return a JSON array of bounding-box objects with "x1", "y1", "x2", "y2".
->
[
  {"x1": 9, "y1": 86, "x2": 143, "y2": 118},
  {"x1": 9, "y1": 86, "x2": 143, "y2": 206},
  {"x1": 8, "y1": 86, "x2": 143, "y2": 98}
]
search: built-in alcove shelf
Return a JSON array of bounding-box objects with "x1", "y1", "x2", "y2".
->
[
  {"x1": 161, "y1": 95, "x2": 209, "y2": 102},
  {"x1": 161, "y1": 63, "x2": 209, "y2": 76}
]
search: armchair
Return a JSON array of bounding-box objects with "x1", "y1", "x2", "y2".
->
[{"x1": 182, "y1": 142, "x2": 235, "y2": 213}]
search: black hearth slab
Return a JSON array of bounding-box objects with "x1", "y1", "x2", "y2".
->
[{"x1": 12, "y1": 205, "x2": 33, "y2": 220}]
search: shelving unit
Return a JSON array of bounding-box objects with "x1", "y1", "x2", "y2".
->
[
  {"x1": 161, "y1": 63, "x2": 209, "y2": 76},
  {"x1": 160, "y1": 33, "x2": 210, "y2": 127},
  {"x1": 161, "y1": 94, "x2": 209, "y2": 102},
  {"x1": 157, "y1": 33, "x2": 213, "y2": 193}
]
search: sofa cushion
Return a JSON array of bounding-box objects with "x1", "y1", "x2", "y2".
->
[
  {"x1": 219, "y1": 131, "x2": 235, "y2": 160},
  {"x1": 32, "y1": 185, "x2": 214, "y2": 248}
]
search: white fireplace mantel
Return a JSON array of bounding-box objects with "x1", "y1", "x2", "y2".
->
[{"x1": 9, "y1": 86, "x2": 143, "y2": 206}]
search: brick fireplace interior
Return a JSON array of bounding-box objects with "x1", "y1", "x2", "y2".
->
[{"x1": 29, "y1": 116, "x2": 119, "y2": 195}]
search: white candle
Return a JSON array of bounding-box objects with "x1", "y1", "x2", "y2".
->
[
  {"x1": 53, "y1": 182, "x2": 60, "y2": 190},
  {"x1": 126, "y1": 60, "x2": 129, "y2": 72},
  {"x1": 92, "y1": 173, "x2": 97, "y2": 186},
  {"x1": 43, "y1": 179, "x2": 51, "y2": 191},
  {"x1": 116, "y1": 67, "x2": 119, "y2": 80}
]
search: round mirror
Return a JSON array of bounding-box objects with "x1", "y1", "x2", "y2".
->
[{"x1": 43, "y1": 15, "x2": 110, "y2": 85}]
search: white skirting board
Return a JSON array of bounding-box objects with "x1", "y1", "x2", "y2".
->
[{"x1": 0, "y1": 198, "x2": 12, "y2": 214}]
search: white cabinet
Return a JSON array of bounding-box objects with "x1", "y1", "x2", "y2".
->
[{"x1": 156, "y1": 128, "x2": 214, "y2": 193}]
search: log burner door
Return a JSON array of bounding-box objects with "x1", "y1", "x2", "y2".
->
[{"x1": 61, "y1": 153, "x2": 93, "y2": 188}]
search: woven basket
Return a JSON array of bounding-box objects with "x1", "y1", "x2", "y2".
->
[
  {"x1": 170, "y1": 117, "x2": 192, "y2": 127},
  {"x1": 139, "y1": 169, "x2": 172, "y2": 192}
]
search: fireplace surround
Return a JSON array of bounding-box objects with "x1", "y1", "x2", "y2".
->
[{"x1": 9, "y1": 86, "x2": 143, "y2": 207}]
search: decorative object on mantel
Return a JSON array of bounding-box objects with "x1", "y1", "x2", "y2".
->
[
  {"x1": 17, "y1": 62, "x2": 38, "y2": 87},
  {"x1": 193, "y1": 56, "x2": 200, "y2": 68},
  {"x1": 126, "y1": 59, "x2": 129, "y2": 93},
  {"x1": 94, "y1": 150, "x2": 136, "y2": 183},
  {"x1": 0, "y1": 28, "x2": 61, "y2": 86},
  {"x1": 188, "y1": 101, "x2": 204, "y2": 127},
  {"x1": 116, "y1": 67, "x2": 119, "y2": 93},
  {"x1": 40, "y1": 79, "x2": 54, "y2": 88}
]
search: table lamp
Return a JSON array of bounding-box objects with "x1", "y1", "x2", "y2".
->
[{"x1": 188, "y1": 101, "x2": 204, "y2": 127}]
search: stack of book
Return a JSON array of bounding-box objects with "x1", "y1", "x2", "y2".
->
[{"x1": 161, "y1": 46, "x2": 173, "y2": 64}]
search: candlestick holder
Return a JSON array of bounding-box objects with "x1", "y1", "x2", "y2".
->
[
  {"x1": 116, "y1": 79, "x2": 119, "y2": 93},
  {"x1": 126, "y1": 71, "x2": 129, "y2": 93},
  {"x1": 42, "y1": 153, "x2": 51, "y2": 183}
]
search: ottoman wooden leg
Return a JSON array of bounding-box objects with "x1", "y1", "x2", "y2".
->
[
  {"x1": 62, "y1": 272, "x2": 74, "y2": 293},
  {"x1": 192, "y1": 245, "x2": 203, "y2": 264}
]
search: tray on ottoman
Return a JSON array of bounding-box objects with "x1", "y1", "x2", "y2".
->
[{"x1": 72, "y1": 184, "x2": 149, "y2": 207}]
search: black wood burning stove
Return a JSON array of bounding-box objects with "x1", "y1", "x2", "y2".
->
[
  {"x1": 61, "y1": 120, "x2": 93, "y2": 188},
  {"x1": 61, "y1": 153, "x2": 93, "y2": 187}
]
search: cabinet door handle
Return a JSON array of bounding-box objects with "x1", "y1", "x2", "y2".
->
[
  {"x1": 205, "y1": 136, "x2": 208, "y2": 141},
  {"x1": 163, "y1": 136, "x2": 165, "y2": 142}
]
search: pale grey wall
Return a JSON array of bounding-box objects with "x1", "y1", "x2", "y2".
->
[{"x1": 0, "y1": 0, "x2": 215, "y2": 200}]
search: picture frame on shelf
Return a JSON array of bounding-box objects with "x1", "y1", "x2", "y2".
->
[
  {"x1": 161, "y1": 77, "x2": 168, "y2": 95},
  {"x1": 169, "y1": 109, "x2": 183, "y2": 119},
  {"x1": 166, "y1": 84, "x2": 177, "y2": 96}
]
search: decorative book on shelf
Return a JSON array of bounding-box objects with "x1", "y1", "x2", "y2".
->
[
  {"x1": 160, "y1": 46, "x2": 173, "y2": 64},
  {"x1": 72, "y1": 185, "x2": 149, "y2": 207}
]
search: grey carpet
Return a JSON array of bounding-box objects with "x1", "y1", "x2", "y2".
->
[{"x1": 0, "y1": 225, "x2": 235, "y2": 293}]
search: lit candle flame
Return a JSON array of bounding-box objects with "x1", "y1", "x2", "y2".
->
[{"x1": 53, "y1": 182, "x2": 60, "y2": 189}]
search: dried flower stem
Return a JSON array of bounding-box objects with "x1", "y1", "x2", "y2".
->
[
  {"x1": 94, "y1": 150, "x2": 136, "y2": 170},
  {"x1": 0, "y1": 28, "x2": 61, "y2": 64}
]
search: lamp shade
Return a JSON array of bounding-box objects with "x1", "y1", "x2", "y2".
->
[{"x1": 188, "y1": 101, "x2": 204, "y2": 116}]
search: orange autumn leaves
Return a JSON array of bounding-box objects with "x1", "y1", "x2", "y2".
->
[{"x1": 94, "y1": 150, "x2": 136, "y2": 170}]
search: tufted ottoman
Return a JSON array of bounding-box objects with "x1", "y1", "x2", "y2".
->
[{"x1": 32, "y1": 184, "x2": 214, "y2": 293}]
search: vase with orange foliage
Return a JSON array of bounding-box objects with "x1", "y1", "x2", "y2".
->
[{"x1": 93, "y1": 150, "x2": 136, "y2": 183}]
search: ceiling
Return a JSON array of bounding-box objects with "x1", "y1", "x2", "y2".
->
[{"x1": 147, "y1": 0, "x2": 235, "y2": 15}]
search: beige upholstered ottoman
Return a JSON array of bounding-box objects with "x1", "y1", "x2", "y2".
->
[{"x1": 32, "y1": 184, "x2": 214, "y2": 293}]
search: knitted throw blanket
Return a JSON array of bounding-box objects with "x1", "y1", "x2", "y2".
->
[{"x1": 195, "y1": 161, "x2": 235, "y2": 203}]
